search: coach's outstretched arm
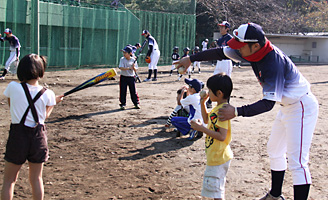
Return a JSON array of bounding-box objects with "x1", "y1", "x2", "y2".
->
[{"x1": 175, "y1": 47, "x2": 238, "y2": 74}]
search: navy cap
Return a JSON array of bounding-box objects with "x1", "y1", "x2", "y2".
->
[
  {"x1": 218, "y1": 21, "x2": 230, "y2": 28},
  {"x1": 121, "y1": 46, "x2": 132, "y2": 53},
  {"x1": 141, "y1": 30, "x2": 149, "y2": 35},
  {"x1": 4, "y1": 28, "x2": 12, "y2": 34},
  {"x1": 185, "y1": 78, "x2": 203, "y2": 93},
  {"x1": 228, "y1": 23, "x2": 265, "y2": 49}
]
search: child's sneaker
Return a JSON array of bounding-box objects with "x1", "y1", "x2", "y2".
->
[
  {"x1": 176, "y1": 131, "x2": 181, "y2": 137},
  {"x1": 0, "y1": 76, "x2": 5, "y2": 80},
  {"x1": 133, "y1": 104, "x2": 140, "y2": 109},
  {"x1": 120, "y1": 105, "x2": 126, "y2": 110},
  {"x1": 143, "y1": 78, "x2": 151, "y2": 82},
  {"x1": 196, "y1": 131, "x2": 203, "y2": 139},
  {"x1": 188, "y1": 130, "x2": 198, "y2": 140}
]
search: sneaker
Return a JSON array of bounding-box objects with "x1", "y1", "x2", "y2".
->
[
  {"x1": 120, "y1": 105, "x2": 126, "y2": 110},
  {"x1": 196, "y1": 132, "x2": 203, "y2": 138},
  {"x1": 0, "y1": 76, "x2": 5, "y2": 80},
  {"x1": 169, "y1": 73, "x2": 172, "y2": 76},
  {"x1": 133, "y1": 104, "x2": 140, "y2": 109},
  {"x1": 177, "y1": 76, "x2": 182, "y2": 81},
  {"x1": 188, "y1": 130, "x2": 198, "y2": 140},
  {"x1": 198, "y1": 71, "x2": 201, "y2": 74},
  {"x1": 152, "y1": 78, "x2": 157, "y2": 81},
  {"x1": 176, "y1": 131, "x2": 181, "y2": 137},
  {"x1": 259, "y1": 192, "x2": 285, "y2": 200},
  {"x1": 143, "y1": 78, "x2": 151, "y2": 82}
]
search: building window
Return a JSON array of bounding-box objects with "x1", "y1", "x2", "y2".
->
[{"x1": 312, "y1": 42, "x2": 317, "y2": 48}]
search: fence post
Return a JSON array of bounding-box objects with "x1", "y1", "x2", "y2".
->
[{"x1": 31, "y1": 0, "x2": 40, "y2": 55}]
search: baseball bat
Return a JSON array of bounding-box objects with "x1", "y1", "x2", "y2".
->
[
  {"x1": 64, "y1": 68, "x2": 117, "y2": 96},
  {"x1": 133, "y1": 39, "x2": 148, "y2": 83}
]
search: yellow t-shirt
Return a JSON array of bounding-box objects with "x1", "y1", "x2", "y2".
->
[{"x1": 205, "y1": 102, "x2": 233, "y2": 166}]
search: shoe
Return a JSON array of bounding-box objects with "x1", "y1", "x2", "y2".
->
[
  {"x1": 188, "y1": 130, "x2": 198, "y2": 140},
  {"x1": 0, "y1": 76, "x2": 5, "y2": 80},
  {"x1": 196, "y1": 132, "x2": 203, "y2": 138},
  {"x1": 177, "y1": 76, "x2": 181, "y2": 81},
  {"x1": 259, "y1": 192, "x2": 285, "y2": 200},
  {"x1": 152, "y1": 78, "x2": 157, "y2": 81},
  {"x1": 120, "y1": 105, "x2": 126, "y2": 110},
  {"x1": 176, "y1": 131, "x2": 181, "y2": 137},
  {"x1": 133, "y1": 104, "x2": 140, "y2": 109},
  {"x1": 198, "y1": 71, "x2": 201, "y2": 74},
  {"x1": 143, "y1": 78, "x2": 151, "y2": 82},
  {"x1": 169, "y1": 73, "x2": 172, "y2": 76}
]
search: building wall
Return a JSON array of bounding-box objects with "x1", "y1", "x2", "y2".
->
[{"x1": 268, "y1": 36, "x2": 328, "y2": 63}]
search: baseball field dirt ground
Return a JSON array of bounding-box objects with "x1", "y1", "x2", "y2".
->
[{"x1": 0, "y1": 63, "x2": 327, "y2": 199}]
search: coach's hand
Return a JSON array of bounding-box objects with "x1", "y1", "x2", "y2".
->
[
  {"x1": 174, "y1": 56, "x2": 191, "y2": 74},
  {"x1": 218, "y1": 104, "x2": 236, "y2": 121}
]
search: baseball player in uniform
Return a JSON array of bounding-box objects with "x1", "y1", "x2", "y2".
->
[
  {"x1": 169, "y1": 46, "x2": 180, "y2": 76},
  {"x1": 0, "y1": 28, "x2": 21, "y2": 80},
  {"x1": 142, "y1": 30, "x2": 160, "y2": 82},
  {"x1": 214, "y1": 21, "x2": 233, "y2": 76},
  {"x1": 177, "y1": 22, "x2": 319, "y2": 200},
  {"x1": 201, "y1": 38, "x2": 209, "y2": 51},
  {"x1": 192, "y1": 46, "x2": 201, "y2": 73}
]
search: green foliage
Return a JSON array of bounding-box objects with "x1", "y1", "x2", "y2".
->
[
  {"x1": 121, "y1": 0, "x2": 193, "y2": 14},
  {"x1": 196, "y1": 0, "x2": 328, "y2": 41}
]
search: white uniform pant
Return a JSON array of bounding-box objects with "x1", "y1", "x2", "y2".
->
[
  {"x1": 5, "y1": 51, "x2": 19, "y2": 72},
  {"x1": 148, "y1": 50, "x2": 160, "y2": 70},
  {"x1": 193, "y1": 61, "x2": 200, "y2": 70},
  {"x1": 171, "y1": 61, "x2": 177, "y2": 70},
  {"x1": 267, "y1": 92, "x2": 318, "y2": 185},
  {"x1": 214, "y1": 60, "x2": 232, "y2": 77}
]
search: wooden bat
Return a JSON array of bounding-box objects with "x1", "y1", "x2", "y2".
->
[
  {"x1": 133, "y1": 39, "x2": 148, "y2": 83},
  {"x1": 64, "y1": 68, "x2": 117, "y2": 96}
]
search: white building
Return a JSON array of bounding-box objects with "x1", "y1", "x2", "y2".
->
[{"x1": 214, "y1": 32, "x2": 328, "y2": 64}]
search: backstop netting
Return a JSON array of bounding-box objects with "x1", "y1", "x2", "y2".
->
[{"x1": 0, "y1": 0, "x2": 196, "y2": 70}]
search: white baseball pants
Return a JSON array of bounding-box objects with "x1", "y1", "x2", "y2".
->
[
  {"x1": 214, "y1": 60, "x2": 232, "y2": 77},
  {"x1": 148, "y1": 50, "x2": 160, "y2": 70},
  {"x1": 267, "y1": 92, "x2": 318, "y2": 185},
  {"x1": 5, "y1": 51, "x2": 18, "y2": 71}
]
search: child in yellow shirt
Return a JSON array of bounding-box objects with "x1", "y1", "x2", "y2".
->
[{"x1": 191, "y1": 73, "x2": 233, "y2": 200}]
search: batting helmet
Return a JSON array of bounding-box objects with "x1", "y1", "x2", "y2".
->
[{"x1": 173, "y1": 46, "x2": 179, "y2": 52}]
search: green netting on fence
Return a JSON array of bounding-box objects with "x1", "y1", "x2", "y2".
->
[
  {"x1": 133, "y1": 10, "x2": 196, "y2": 65},
  {"x1": 0, "y1": 0, "x2": 195, "y2": 70}
]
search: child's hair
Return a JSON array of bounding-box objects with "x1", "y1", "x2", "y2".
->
[
  {"x1": 17, "y1": 54, "x2": 47, "y2": 82},
  {"x1": 177, "y1": 89, "x2": 187, "y2": 98},
  {"x1": 206, "y1": 73, "x2": 233, "y2": 99}
]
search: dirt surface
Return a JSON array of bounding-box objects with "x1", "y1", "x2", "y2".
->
[{"x1": 0, "y1": 63, "x2": 327, "y2": 200}]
